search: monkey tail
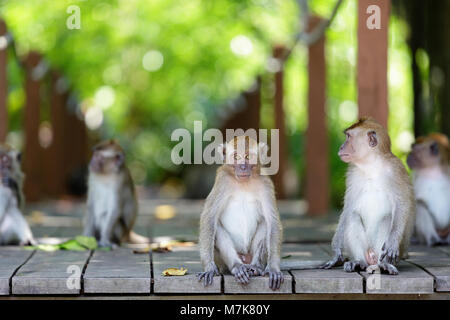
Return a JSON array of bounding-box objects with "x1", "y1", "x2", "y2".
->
[{"x1": 125, "y1": 231, "x2": 150, "y2": 244}]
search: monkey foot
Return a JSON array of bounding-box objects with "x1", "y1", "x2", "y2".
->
[
  {"x1": 231, "y1": 264, "x2": 251, "y2": 285},
  {"x1": 343, "y1": 260, "x2": 368, "y2": 273},
  {"x1": 98, "y1": 241, "x2": 118, "y2": 250},
  {"x1": 380, "y1": 243, "x2": 400, "y2": 265},
  {"x1": 320, "y1": 253, "x2": 344, "y2": 269},
  {"x1": 263, "y1": 268, "x2": 284, "y2": 290},
  {"x1": 197, "y1": 271, "x2": 217, "y2": 286},
  {"x1": 366, "y1": 262, "x2": 398, "y2": 275}
]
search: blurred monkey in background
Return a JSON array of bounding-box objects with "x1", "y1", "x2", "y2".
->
[{"x1": 407, "y1": 133, "x2": 450, "y2": 245}]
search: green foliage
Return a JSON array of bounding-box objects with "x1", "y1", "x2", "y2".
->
[{"x1": 0, "y1": 0, "x2": 414, "y2": 208}]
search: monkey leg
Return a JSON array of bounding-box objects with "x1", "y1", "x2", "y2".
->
[
  {"x1": 247, "y1": 223, "x2": 267, "y2": 277},
  {"x1": 99, "y1": 208, "x2": 121, "y2": 248},
  {"x1": 415, "y1": 203, "x2": 441, "y2": 246},
  {"x1": 345, "y1": 217, "x2": 370, "y2": 265},
  {"x1": 215, "y1": 226, "x2": 251, "y2": 284}
]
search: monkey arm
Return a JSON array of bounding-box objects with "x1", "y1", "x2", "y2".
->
[
  {"x1": 380, "y1": 200, "x2": 410, "y2": 264},
  {"x1": 199, "y1": 184, "x2": 229, "y2": 272}
]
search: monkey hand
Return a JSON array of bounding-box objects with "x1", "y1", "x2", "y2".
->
[
  {"x1": 320, "y1": 250, "x2": 344, "y2": 269},
  {"x1": 263, "y1": 267, "x2": 284, "y2": 290},
  {"x1": 197, "y1": 262, "x2": 219, "y2": 287},
  {"x1": 380, "y1": 240, "x2": 400, "y2": 265},
  {"x1": 231, "y1": 263, "x2": 251, "y2": 285}
]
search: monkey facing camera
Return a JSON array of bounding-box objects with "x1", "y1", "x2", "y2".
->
[
  {"x1": 84, "y1": 140, "x2": 149, "y2": 248},
  {"x1": 198, "y1": 136, "x2": 284, "y2": 290},
  {"x1": 321, "y1": 118, "x2": 415, "y2": 275},
  {"x1": 407, "y1": 133, "x2": 450, "y2": 246},
  {"x1": 0, "y1": 144, "x2": 35, "y2": 246}
]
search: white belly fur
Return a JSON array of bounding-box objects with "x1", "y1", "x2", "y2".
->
[
  {"x1": 414, "y1": 172, "x2": 450, "y2": 229},
  {"x1": 352, "y1": 181, "x2": 392, "y2": 251},
  {"x1": 220, "y1": 192, "x2": 260, "y2": 254},
  {"x1": 88, "y1": 174, "x2": 120, "y2": 229}
]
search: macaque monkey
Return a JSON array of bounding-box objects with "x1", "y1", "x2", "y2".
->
[
  {"x1": 407, "y1": 133, "x2": 450, "y2": 245},
  {"x1": 321, "y1": 118, "x2": 415, "y2": 275},
  {"x1": 198, "y1": 136, "x2": 284, "y2": 290},
  {"x1": 0, "y1": 144, "x2": 35, "y2": 245},
  {"x1": 84, "y1": 140, "x2": 148, "y2": 248}
]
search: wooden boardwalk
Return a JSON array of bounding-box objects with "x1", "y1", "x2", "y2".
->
[{"x1": 0, "y1": 244, "x2": 449, "y2": 298}]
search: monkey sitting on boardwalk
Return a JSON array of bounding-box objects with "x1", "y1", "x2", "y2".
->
[
  {"x1": 0, "y1": 144, "x2": 35, "y2": 245},
  {"x1": 84, "y1": 140, "x2": 148, "y2": 248},
  {"x1": 198, "y1": 136, "x2": 284, "y2": 290},
  {"x1": 407, "y1": 133, "x2": 450, "y2": 245},
  {"x1": 321, "y1": 118, "x2": 415, "y2": 275}
]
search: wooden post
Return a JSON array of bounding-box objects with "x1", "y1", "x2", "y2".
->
[
  {"x1": 23, "y1": 52, "x2": 42, "y2": 201},
  {"x1": 43, "y1": 71, "x2": 67, "y2": 197},
  {"x1": 221, "y1": 78, "x2": 261, "y2": 134},
  {"x1": 357, "y1": 0, "x2": 390, "y2": 127},
  {"x1": 0, "y1": 20, "x2": 7, "y2": 142},
  {"x1": 273, "y1": 46, "x2": 287, "y2": 199},
  {"x1": 305, "y1": 16, "x2": 330, "y2": 216}
]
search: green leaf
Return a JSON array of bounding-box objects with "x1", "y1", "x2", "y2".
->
[
  {"x1": 75, "y1": 236, "x2": 98, "y2": 250},
  {"x1": 59, "y1": 239, "x2": 87, "y2": 251}
]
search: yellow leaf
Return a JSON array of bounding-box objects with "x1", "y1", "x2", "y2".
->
[{"x1": 162, "y1": 267, "x2": 188, "y2": 276}]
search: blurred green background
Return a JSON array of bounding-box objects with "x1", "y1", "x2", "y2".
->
[{"x1": 0, "y1": 0, "x2": 448, "y2": 208}]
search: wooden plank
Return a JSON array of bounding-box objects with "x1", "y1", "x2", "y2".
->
[
  {"x1": 305, "y1": 15, "x2": 330, "y2": 216},
  {"x1": 361, "y1": 261, "x2": 434, "y2": 294},
  {"x1": 407, "y1": 245, "x2": 450, "y2": 260},
  {"x1": 83, "y1": 248, "x2": 150, "y2": 294},
  {"x1": 0, "y1": 248, "x2": 34, "y2": 295},
  {"x1": 12, "y1": 250, "x2": 90, "y2": 295},
  {"x1": 153, "y1": 246, "x2": 220, "y2": 294},
  {"x1": 281, "y1": 243, "x2": 329, "y2": 270},
  {"x1": 409, "y1": 258, "x2": 450, "y2": 292},
  {"x1": 292, "y1": 268, "x2": 364, "y2": 294},
  {"x1": 357, "y1": 0, "x2": 390, "y2": 127},
  {"x1": 223, "y1": 272, "x2": 292, "y2": 294}
]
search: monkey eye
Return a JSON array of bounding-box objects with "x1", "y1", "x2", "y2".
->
[{"x1": 430, "y1": 142, "x2": 439, "y2": 156}]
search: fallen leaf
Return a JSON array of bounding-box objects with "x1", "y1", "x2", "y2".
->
[
  {"x1": 162, "y1": 267, "x2": 188, "y2": 276},
  {"x1": 75, "y1": 236, "x2": 97, "y2": 250},
  {"x1": 282, "y1": 255, "x2": 292, "y2": 259}
]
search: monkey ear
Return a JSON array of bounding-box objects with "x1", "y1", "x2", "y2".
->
[{"x1": 367, "y1": 131, "x2": 378, "y2": 148}]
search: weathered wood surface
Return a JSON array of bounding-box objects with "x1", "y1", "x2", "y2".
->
[
  {"x1": 12, "y1": 250, "x2": 90, "y2": 295},
  {"x1": 84, "y1": 248, "x2": 150, "y2": 294},
  {"x1": 361, "y1": 261, "x2": 434, "y2": 294},
  {"x1": 0, "y1": 248, "x2": 34, "y2": 295},
  {"x1": 153, "y1": 246, "x2": 221, "y2": 294},
  {"x1": 0, "y1": 243, "x2": 449, "y2": 295}
]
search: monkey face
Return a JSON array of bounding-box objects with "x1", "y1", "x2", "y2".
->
[
  {"x1": 339, "y1": 128, "x2": 374, "y2": 163},
  {"x1": 219, "y1": 136, "x2": 263, "y2": 181},
  {"x1": 89, "y1": 150, "x2": 125, "y2": 175},
  {"x1": 407, "y1": 140, "x2": 441, "y2": 170}
]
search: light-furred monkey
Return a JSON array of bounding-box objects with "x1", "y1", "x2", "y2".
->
[
  {"x1": 84, "y1": 140, "x2": 149, "y2": 248},
  {"x1": 321, "y1": 118, "x2": 415, "y2": 275},
  {"x1": 198, "y1": 136, "x2": 284, "y2": 290},
  {"x1": 407, "y1": 133, "x2": 450, "y2": 245},
  {"x1": 0, "y1": 144, "x2": 35, "y2": 245}
]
